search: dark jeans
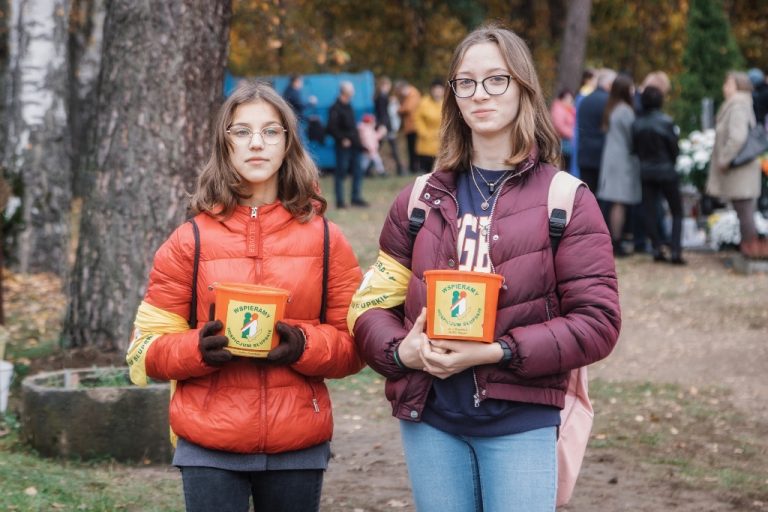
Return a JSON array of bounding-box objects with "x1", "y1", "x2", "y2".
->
[
  {"x1": 334, "y1": 146, "x2": 363, "y2": 206},
  {"x1": 406, "y1": 132, "x2": 418, "y2": 173},
  {"x1": 180, "y1": 466, "x2": 323, "y2": 512},
  {"x1": 579, "y1": 166, "x2": 600, "y2": 194},
  {"x1": 642, "y1": 179, "x2": 683, "y2": 257},
  {"x1": 418, "y1": 155, "x2": 435, "y2": 173}
]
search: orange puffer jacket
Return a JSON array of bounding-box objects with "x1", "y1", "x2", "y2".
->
[{"x1": 136, "y1": 202, "x2": 363, "y2": 454}]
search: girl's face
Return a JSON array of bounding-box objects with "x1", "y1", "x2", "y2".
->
[
  {"x1": 453, "y1": 42, "x2": 521, "y2": 140},
  {"x1": 228, "y1": 100, "x2": 287, "y2": 201}
]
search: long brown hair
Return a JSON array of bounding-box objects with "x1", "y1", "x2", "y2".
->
[
  {"x1": 437, "y1": 24, "x2": 562, "y2": 172},
  {"x1": 601, "y1": 74, "x2": 634, "y2": 130},
  {"x1": 190, "y1": 80, "x2": 326, "y2": 222}
]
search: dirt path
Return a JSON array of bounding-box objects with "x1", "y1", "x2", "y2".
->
[{"x1": 322, "y1": 251, "x2": 768, "y2": 511}]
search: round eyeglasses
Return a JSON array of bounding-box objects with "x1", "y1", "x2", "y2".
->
[
  {"x1": 448, "y1": 75, "x2": 513, "y2": 98},
  {"x1": 227, "y1": 125, "x2": 287, "y2": 145}
]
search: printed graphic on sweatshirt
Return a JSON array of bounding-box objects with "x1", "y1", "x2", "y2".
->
[{"x1": 458, "y1": 213, "x2": 491, "y2": 272}]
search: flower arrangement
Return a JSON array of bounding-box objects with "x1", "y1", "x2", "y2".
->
[
  {"x1": 676, "y1": 129, "x2": 715, "y2": 192},
  {"x1": 707, "y1": 209, "x2": 768, "y2": 250}
]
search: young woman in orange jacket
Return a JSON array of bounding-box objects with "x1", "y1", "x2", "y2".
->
[{"x1": 127, "y1": 80, "x2": 363, "y2": 512}]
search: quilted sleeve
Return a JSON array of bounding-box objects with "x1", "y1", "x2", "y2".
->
[
  {"x1": 498, "y1": 186, "x2": 621, "y2": 378},
  {"x1": 126, "y1": 223, "x2": 217, "y2": 384}
]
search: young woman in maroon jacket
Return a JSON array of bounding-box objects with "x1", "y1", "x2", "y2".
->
[{"x1": 349, "y1": 25, "x2": 621, "y2": 512}]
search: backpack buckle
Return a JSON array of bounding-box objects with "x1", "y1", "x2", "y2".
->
[
  {"x1": 549, "y1": 208, "x2": 567, "y2": 238},
  {"x1": 408, "y1": 208, "x2": 427, "y2": 237}
]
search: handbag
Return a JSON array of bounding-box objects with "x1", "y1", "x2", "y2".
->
[{"x1": 730, "y1": 123, "x2": 768, "y2": 168}]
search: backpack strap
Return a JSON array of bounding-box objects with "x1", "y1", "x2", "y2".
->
[
  {"x1": 548, "y1": 171, "x2": 584, "y2": 256},
  {"x1": 407, "y1": 172, "x2": 433, "y2": 237},
  {"x1": 320, "y1": 216, "x2": 330, "y2": 324},
  {"x1": 188, "y1": 219, "x2": 201, "y2": 329}
]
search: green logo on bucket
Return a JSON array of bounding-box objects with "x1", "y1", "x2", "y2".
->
[{"x1": 451, "y1": 291, "x2": 467, "y2": 318}]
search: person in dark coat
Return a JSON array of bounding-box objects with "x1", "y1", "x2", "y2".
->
[
  {"x1": 576, "y1": 69, "x2": 616, "y2": 193},
  {"x1": 632, "y1": 86, "x2": 685, "y2": 264},
  {"x1": 748, "y1": 68, "x2": 768, "y2": 127},
  {"x1": 283, "y1": 75, "x2": 309, "y2": 122},
  {"x1": 326, "y1": 81, "x2": 368, "y2": 208}
]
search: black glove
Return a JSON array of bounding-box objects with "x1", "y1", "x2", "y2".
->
[
  {"x1": 266, "y1": 322, "x2": 306, "y2": 365},
  {"x1": 198, "y1": 320, "x2": 233, "y2": 366}
]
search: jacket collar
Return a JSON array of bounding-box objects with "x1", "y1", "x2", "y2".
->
[
  {"x1": 225, "y1": 201, "x2": 295, "y2": 234},
  {"x1": 428, "y1": 145, "x2": 541, "y2": 192}
]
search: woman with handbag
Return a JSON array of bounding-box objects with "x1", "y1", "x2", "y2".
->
[
  {"x1": 348, "y1": 25, "x2": 621, "y2": 512},
  {"x1": 126, "y1": 80, "x2": 364, "y2": 512},
  {"x1": 706, "y1": 71, "x2": 767, "y2": 258}
]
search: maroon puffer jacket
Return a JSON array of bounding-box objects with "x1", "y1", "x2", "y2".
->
[{"x1": 354, "y1": 156, "x2": 621, "y2": 422}]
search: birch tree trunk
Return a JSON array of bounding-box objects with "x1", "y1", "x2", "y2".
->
[
  {"x1": 65, "y1": 0, "x2": 231, "y2": 350},
  {"x1": 555, "y1": 0, "x2": 592, "y2": 96},
  {"x1": 3, "y1": 0, "x2": 71, "y2": 277}
]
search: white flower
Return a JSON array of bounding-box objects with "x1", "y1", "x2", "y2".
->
[
  {"x1": 679, "y1": 139, "x2": 692, "y2": 153},
  {"x1": 676, "y1": 155, "x2": 693, "y2": 174},
  {"x1": 693, "y1": 149, "x2": 710, "y2": 166}
]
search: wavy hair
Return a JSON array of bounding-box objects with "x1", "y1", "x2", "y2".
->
[
  {"x1": 437, "y1": 24, "x2": 562, "y2": 172},
  {"x1": 190, "y1": 80, "x2": 326, "y2": 222}
]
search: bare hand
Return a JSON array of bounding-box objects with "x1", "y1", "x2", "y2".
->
[
  {"x1": 420, "y1": 339, "x2": 503, "y2": 379},
  {"x1": 396, "y1": 308, "x2": 430, "y2": 370}
]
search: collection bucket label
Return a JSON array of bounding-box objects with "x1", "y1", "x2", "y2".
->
[
  {"x1": 432, "y1": 280, "x2": 487, "y2": 338},
  {"x1": 224, "y1": 299, "x2": 277, "y2": 353}
]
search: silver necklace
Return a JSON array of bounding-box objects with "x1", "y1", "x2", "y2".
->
[
  {"x1": 470, "y1": 167, "x2": 509, "y2": 211},
  {"x1": 473, "y1": 165, "x2": 515, "y2": 194}
]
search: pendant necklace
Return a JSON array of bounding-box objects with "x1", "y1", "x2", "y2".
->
[
  {"x1": 470, "y1": 166, "x2": 509, "y2": 211},
  {"x1": 474, "y1": 165, "x2": 515, "y2": 194}
]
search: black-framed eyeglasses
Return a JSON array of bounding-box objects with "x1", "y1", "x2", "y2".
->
[
  {"x1": 226, "y1": 125, "x2": 287, "y2": 145},
  {"x1": 448, "y1": 75, "x2": 513, "y2": 98}
]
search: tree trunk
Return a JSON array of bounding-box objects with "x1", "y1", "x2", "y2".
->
[
  {"x1": 65, "y1": 0, "x2": 231, "y2": 350},
  {"x1": 68, "y1": 0, "x2": 105, "y2": 199},
  {"x1": 555, "y1": 0, "x2": 591, "y2": 96},
  {"x1": 3, "y1": 0, "x2": 72, "y2": 277}
]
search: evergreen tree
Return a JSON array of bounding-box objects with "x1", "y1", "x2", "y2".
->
[{"x1": 675, "y1": 0, "x2": 744, "y2": 134}]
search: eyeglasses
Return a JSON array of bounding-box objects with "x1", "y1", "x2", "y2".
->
[
  {"x1": 226, "y1": 125, "x2": 287, "y2": 145},
  {"x1": 448, "y1": 75, "x2": 513, "y2": 98}
]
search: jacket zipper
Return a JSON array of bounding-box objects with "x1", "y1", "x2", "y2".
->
[{"x1": 248, "y1": 206, "x2": 262, "y2": 277}]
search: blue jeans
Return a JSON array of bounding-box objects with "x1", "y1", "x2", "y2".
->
[
  {"x1": 180, "y1": 466, "x2": 323, "y2": 512},
  {"x1": 400, "y1": 421, "x2": 557, "y2": 512},
  {"x1": 334, "y1": 146, "x2": 363, "y2": 205}
]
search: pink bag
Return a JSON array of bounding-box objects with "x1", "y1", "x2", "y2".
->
[{"x1": 556, "y1": 366, "x2": 594, "y2": 507}]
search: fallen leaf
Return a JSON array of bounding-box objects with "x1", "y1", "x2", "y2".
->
[{"x1": 24, "y1": 486, "x2": 37, "y2": 496}]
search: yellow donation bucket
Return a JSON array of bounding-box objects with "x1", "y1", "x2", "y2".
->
[
  {"x1": 424, "y1": 270, "x2": 503, "y2": 342},
  {"x1": 213, "y1": 283, "x2": 289, "y2": 358}
]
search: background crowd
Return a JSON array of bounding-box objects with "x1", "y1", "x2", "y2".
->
[{"x1": 281, "y1": 64, "x2": 768, "y2": 262}]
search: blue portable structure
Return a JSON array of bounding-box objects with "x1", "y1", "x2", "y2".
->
[{"x1": 224, "y1": 71, "x2": 376, "y2": 172}]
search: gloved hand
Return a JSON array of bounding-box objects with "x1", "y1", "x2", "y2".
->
[
  {"x1": 198, "y1": 320, "x2": 233, "y2": 366},
  {"x1": 266, "y1": 322, "x2": 306, "y2": 365}
]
